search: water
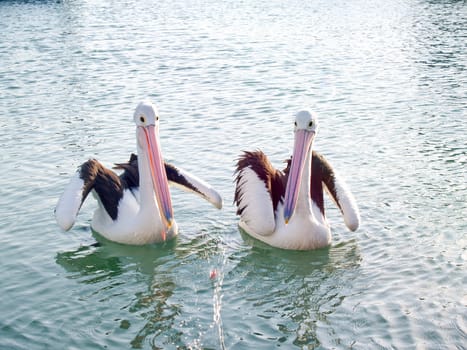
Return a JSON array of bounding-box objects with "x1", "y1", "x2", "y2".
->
[{"x1": 0, "y1": 0, "x2": 466, "y2": 348}]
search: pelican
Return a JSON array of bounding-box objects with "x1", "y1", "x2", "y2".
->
[
  {"x1": 234, "y1": 110, "x2": 360, "y2": 250},
  {"x1": 55, "y1": 101, "x2": 223, "y2": 245}
]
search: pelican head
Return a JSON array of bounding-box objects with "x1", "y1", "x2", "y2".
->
[
  {"x1": 134, "y1": 100, "x2": 159, "y2": 126},
  {"x1": 294, "y1": 110, "x2": 319, "y2": 132},
  {"x1": 134, "y1": 101, "x2": 174, "y2": 230},
  {"x1": 283, "y1": 110, "x2": 319, "y2": 223}
]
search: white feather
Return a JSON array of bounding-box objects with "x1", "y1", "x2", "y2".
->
[
  {"x1": 326, "y1": 173, "x2": 360, "y2": 231},
  {"x1": 55, "y1": 172, "x2": 85, "y2": 231},
  {"x1": 237, "y1": 167, "x2": 276, "y2": 235}
]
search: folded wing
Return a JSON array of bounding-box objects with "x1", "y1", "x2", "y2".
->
[{"x1": 312, "y1": 152, "x2": 360, "y2": 231}]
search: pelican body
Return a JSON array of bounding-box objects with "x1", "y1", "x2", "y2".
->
[
  {"x1": 55, "y1": 101, "x2": 222, "y2": 245},
  {"x1": 234, "y1": 111, "x2": 360, "y2": 250}
]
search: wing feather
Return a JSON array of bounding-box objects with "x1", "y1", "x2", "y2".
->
[
  {"x1": 115, "y1": 154, "x2": 223, "y2": 208},
  {"x1": 165, "y1": 162, "x2": 223, "y2": 209},
  {"x1": 312, "y1": 152, "x2": 360, "y2": 231},
  {"x1": 55, "y1": 159, "x2": 124, "y2": 230},
  {"x1": 234, "y1": 151, "x2": 285, "y2": 235}
]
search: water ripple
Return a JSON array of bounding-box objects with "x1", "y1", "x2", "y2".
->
[{"x1": 0, "y1": 0, "x2": 466, "y2": 348}]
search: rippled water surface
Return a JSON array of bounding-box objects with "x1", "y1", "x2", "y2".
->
[{"x1": 1, "y1": 0, "x2": 466, "y2": 348}]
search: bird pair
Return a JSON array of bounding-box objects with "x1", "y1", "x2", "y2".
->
[{"x1": 55, "y1": 101, "x2": 360, "y2": 250}]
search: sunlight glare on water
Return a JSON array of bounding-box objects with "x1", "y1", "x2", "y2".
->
[{"x1": 0, "y1": 0, "x2": 466, "y2": 349}]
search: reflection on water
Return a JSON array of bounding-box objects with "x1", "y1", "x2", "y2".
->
[
  {"x1": 55, "y1": 235, "x2": 361, "y2": 348},
  {"x1": 1, "y1": 0, "x2": 466, "y2": 348},
  {"x1": 55, "y1": 239, "x2": 177, "y2": 281},
  {"x1": 129, "y1": 275, "x2": 179, "y2": 349},
  {"x1": 56, "y1": 240, "x2": 177, "y2": 348},
  {"x1": 222, "y1": 238, "x2": 362, "y2": 348},
  {"x1": 55, "y1": 234, "x2": 226, "y2": 348}
]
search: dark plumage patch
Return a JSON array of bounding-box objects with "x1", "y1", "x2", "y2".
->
[
  {"x1": 164, "y1": 162, "x2": 203, "y2": 196},
  {"x1": 114, "y1": 153, "x2": 139, "y2": 190},
  {"x1": 234, "y1": 150, "x2": 286, "y2": 216},
  {"x1": 283, "y1": 151, "x2": 340, "y2": 216},
  {"x1": 235, "y1": 149, "x2": 341, "y2": 220},
  {"x1": 310, "y1": 153, "x2": 325, "y2": 215},
  {"x1": 115, "y1": 153, "x2": 204, "y2": 196},
  {"x1": 311, "y1": 152, "x2": 342, "y2": 214},
  {"x1": 80, "y1": 159, "x2": 124, "y2": 221}
]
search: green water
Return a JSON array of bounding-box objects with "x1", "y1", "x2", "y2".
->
[{"x1": 0, "y1": 0, "x2": 465, "y2": 348}]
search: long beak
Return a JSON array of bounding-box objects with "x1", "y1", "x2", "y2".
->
[
  {"x1": 283, "y1": 129, "x2": 315, "y2": 224},
  {"x1": 141, "y1": 125, "x2": 174, "y2": 229}
]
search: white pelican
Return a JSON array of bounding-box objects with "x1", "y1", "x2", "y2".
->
[
  {"x1": 55, "y1": 101, "x2": 223, "y2": 245},
  {"x1": 234, "y1": 110, "x2": 360, "y2": 250}
]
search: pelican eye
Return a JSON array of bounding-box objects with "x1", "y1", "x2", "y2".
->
[
  {"x1": 156, "y1": 115, "x2": 159, "y2": 121},
  {"x1": 308, "y1": 121, "x2": 313, "y2": 127},
  {"x1": 139, "y1": 115, "x2": 145, "y2": 123},
  {"x1": 294, "y1": 121, "x2": 297, "y2": 127}
]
